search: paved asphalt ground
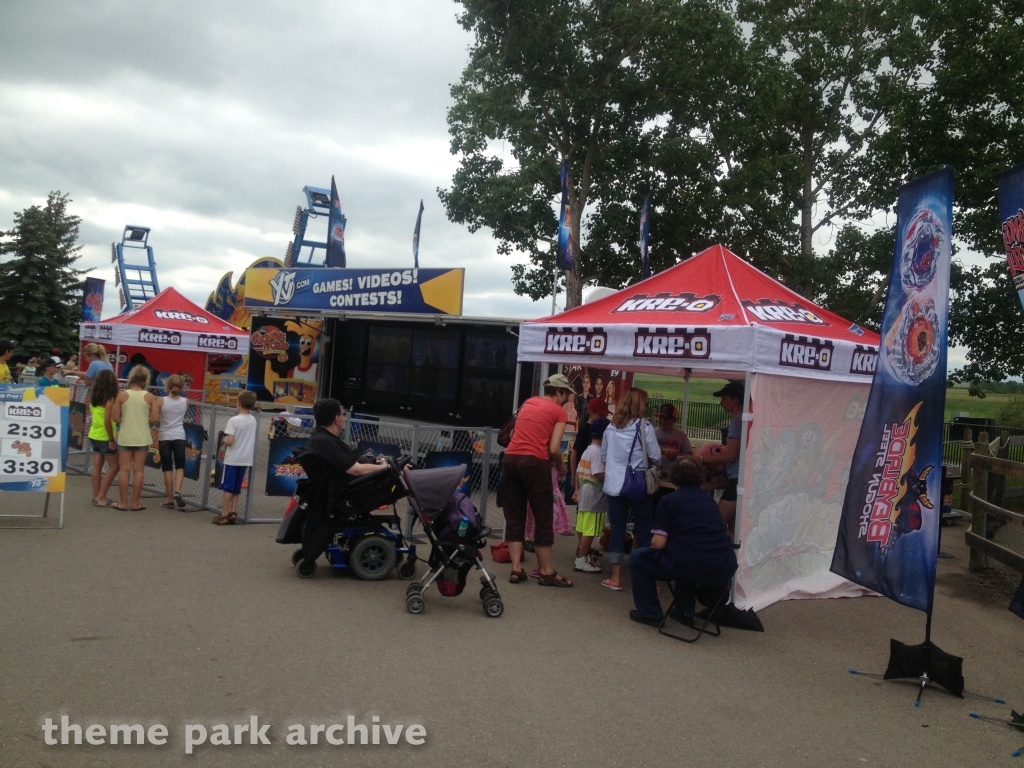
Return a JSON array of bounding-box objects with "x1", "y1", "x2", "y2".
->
[{"x1": 2, "y1": 474, "x2": 1023, "y2": 767}]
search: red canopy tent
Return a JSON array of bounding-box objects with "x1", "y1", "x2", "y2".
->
[
  {"x1": 517, "y1": 245, "x2": 882, "y2": 611},
  {"x1": 79, "y1": 287, "x2": 247, "y2": 393}
]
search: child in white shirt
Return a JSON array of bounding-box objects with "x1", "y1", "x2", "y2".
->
[
  {"x1": 572, "y1": 418, "x2": 609, "y2": 573},
  {"x1": 214, "y1": 390, "x2": 258, "y2": 525}
]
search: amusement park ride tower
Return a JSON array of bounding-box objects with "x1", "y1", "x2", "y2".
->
[
  {"x1": 111, "y1": 225, "x2": 161, "y2": 313},
  {"x1": 284, "y1": 185, "x2": 346, "y2": 267}
]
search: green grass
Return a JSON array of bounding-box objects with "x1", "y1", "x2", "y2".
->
[{"x1": 634, "y1": 374, "x2": 1014, "y2": 424}]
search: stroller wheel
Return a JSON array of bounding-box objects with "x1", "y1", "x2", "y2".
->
[
  {"x1": 483, "y1": 597, "x2": 504, "y2": 618},
  {"x1": 291, "y1": 549, "x2": 304, "y2": 566},
  {"x1": 295, "y1": 558, "x2": 317, "y2": 579},
  {"x1": 480, "y1": 586, "x2": 495, "y2": 602},
  {"x1": 398, "y1": 561, "x2": 417, "y2": 580},
  {"x1": 349, "y1": 534, "x2": 397, "y2": 581},
  {"x1": 406, "y1": 594, "x2": 425, "y2": 614},
  {"x1": 406, "y1": 582, "x2": 422, "y2": 597}
]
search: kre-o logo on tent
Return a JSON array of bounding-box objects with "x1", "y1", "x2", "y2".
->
[
  {"x1": 779, "y1": 334, "x2": 833, "y2": 370},
  {"x1": 849, "y1": 345, "x2": 878, "y2": 375},
  {"x1": 633, "y1": 327, "x2": 711, "y2": 359},
  {"x1": 612, "y1": 292, "x2": 720, "y2": 314},
  {"x1": 154, "y1": 310, "x2": 210, "y2": 324},
  {"x1": 544, "y1": 328, "x2": 606, "y2": 355},
  {"x1": 138, "y1": 329, "x2": 182, "y2": 346},
  {"x1": 743, "y1": 299, "x2": 828, "y2": 325},
  {"x1": 197, "y1": 335, "x2": 238, "y2": 350}
]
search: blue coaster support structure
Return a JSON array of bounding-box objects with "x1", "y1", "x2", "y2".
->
[
  {"x1": 284, "y1": 185, "x2": 342, "y2": 267},
  {"x1": 112, "y1": 225, "x2": 160, "y2": 312}
]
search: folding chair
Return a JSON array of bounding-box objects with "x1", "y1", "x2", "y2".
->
[{"x1": 659, "y1": 582, "x2": 730, "y2": 643}]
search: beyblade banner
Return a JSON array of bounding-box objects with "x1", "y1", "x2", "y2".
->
[
  {"x1": 831, "y1": 167, "x2": 954, "y2": 613},
  {"x1": 997, "y1": 162, "x2": 1024, "y2": 311}
]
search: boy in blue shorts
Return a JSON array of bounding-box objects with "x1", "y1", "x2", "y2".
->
[{"x1": 214, "y1": 390, "x2": 258, "y2": 525}]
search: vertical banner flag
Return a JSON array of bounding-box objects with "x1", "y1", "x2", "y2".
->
[
  {"x1": 325, "y1": 176, "x2": 347, "y2": 268},
  {"x1": 81, "y1": 277, "x2": 105, "y2": 322},
  {"x1": 831, "y1": 167, "x2": 955, "y2": 613},
  {"x1": 413, "y1": 199, "x2": 424, "y2": 269},
  {"x1": 639, "y1": 192, "x2": 652, "y2": 280},
  {"x1": 556, "y1": 160, "x2": 575, "y2": 271},
  {"x1": 997, "y1": 162, "x2": 1024, "y2": 311}
]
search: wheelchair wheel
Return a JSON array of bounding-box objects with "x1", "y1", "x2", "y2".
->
[
  {"x1": 291, "y1": 549, "x2": 303, "y2": 566},
  {"x1": 406, "y1": 594, "x2": 425, "y2": 614},
  {"x1": 295, "y1": 558, "x2": 317, "y2": 579},
  {"x1": 483, "y1": 597, "x2": 504, "y2": 618},
  {"x1": 398, "y1": 561, "x2": 416, "y2": 580},
  {"x1": 349, "y1": 535, "x2": 397, "y2": 581}
]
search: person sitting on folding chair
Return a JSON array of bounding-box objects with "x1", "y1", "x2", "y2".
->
[{"x1": 628, "y1": 456, "x2": 737, "y2": 627}]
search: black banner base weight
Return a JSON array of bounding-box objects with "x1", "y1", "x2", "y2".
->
[{"x1": 884, "y1": 637, "x2": 964, "y2": 701}]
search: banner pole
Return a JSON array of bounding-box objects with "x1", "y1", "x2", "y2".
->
[{"x1": 681, "y1": 368, "x2": 691, "y2": 430}]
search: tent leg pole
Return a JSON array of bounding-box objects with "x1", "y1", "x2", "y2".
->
[
  {"x1": 115, "y1": 345, "x2": 121, "y2": 378},
  {"x1": 512, "y1": 362, "x2": 522, "y2": 410},
  {"x1": 730, "y1": 371, "x2": 753, "y2": 605},
  {"x1": 681, "y1": 368, "x2": 691, "y2": 430}
]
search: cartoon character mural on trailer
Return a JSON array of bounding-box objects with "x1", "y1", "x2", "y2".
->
[{"x1": 246, "y1": 316, "x2": 322, "y2": 404}]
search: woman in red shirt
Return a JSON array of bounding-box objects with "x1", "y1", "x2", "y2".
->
[{"x1": 503, "y1": 374, "x2": 574, "y2": 587}]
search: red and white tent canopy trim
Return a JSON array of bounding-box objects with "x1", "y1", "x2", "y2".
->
[
  {"x1": 79, "y1": 287, "x2": 248, "y2": 354},
  {"x1": 518, "y1": 245, "x2": 881, "y2": 384}
]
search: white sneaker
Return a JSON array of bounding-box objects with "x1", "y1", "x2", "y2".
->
[{"x1": 574, "y1": 555, "x2": 601, "y2": 573}]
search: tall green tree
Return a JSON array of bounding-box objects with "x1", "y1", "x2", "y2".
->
[{"x1": 0, "y1": 192, "x2": 85, "y2": 358}]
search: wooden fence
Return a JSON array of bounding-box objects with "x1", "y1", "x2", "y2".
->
[{"x1": 961, "y1": 428, "x2": 1024, "y2": 573}]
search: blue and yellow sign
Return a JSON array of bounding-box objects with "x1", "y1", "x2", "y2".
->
[{"x1": 243, "y1": 267, "x2": 465, "y2": 316}]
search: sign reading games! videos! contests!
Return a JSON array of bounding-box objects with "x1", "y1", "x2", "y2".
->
[
  {"x1": 0, "y1": 385, "x2": 69, "y2": 494},
  {"x1": 243, "y1": 267, "x2": 465, "y2": 316},
  {"x1": 997, "y1": 162, "x2": 1024, "y2": 311},
  {"x1": 831, "y1": 168, "x2": 954, "y2": 613}
]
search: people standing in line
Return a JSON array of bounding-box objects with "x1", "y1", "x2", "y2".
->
[
  {"x1": 569, "y1": 397, "x2": 610, "y2": 499},
  {"x1": 0, "y1": 339, "x2": 14, "y2": 384},
  {"x1": 572, "y1": 417, "x2": 609, "y2": 574},
  {"x1": 213, "y1": 390, "x2": 258, "y2": 525},
  {"x1": 502, "y1": 373, "x2": 574, "y2": 587},
  {"x1": 153, "y1": 374, "x2": 190, "y2": 510},
  {"x1": 600, "y1": 387, "x2": 661, "y2": 591},
  {"x1": 63, "y1": 343, "x2": 113, "y2": 385},
  {"x1": 627, "y1": 456, "x2": 738, "y2": 627},
  {"x1": 700, "y1": 381, "x2": 745, "y2": 535},
  {"x1": 37, "y1": 359, "x2": 62, "y2": 387},
  {"x1": 63, "y1": 353, "x2": 79, "y2": 374},
  {"x1": 87, "y1": 369, "x2": 120, "y2": 507},
  {"x1": 654, "y1": 403, "x2": 693, "y2": 472},
  {"x1": 112, "y1": 365, "x2": 157, "y2": 511}
]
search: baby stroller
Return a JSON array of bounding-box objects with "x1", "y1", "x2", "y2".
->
[
  {"x1": 277, "y1": 450, "x2": 417, "y2": 581},
  {"x1": 398, "y1": 463, "x2": 503, "y2": 618}
]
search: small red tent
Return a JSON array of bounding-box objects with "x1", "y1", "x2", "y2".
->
[{"x1": 79, "y1": 287, "x2": 247, "y2": 390}]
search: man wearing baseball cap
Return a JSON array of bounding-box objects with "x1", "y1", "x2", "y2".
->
[
  {"x1": 502, "y1": 373, "x2": 576, "y2": 588},
  {"x1": 0, "y1": 339, "x2": 15, "y2": 384},
  {"x1": 701, "y1": 380, "x2": 745, "y2": 534},
  {"x1": 654, "y1": 402, "x2": 692, "y2": 473}
]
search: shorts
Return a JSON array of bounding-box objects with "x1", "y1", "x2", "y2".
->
[
  {"x1": 575, "y1": 510, "x2": 605, "y2": 537},
  {"x1": 721, "y1": 479, "x2": 738, "y2": 502},
  {"x1": 220, "y1": 465, "x2": 247, "y2": 495},
  {"x1": 158, "y1": 440, "x2": 186, "y2": 472},
  {"x1": 90, "y1": 438, "x2": 116, "y2": 455}
]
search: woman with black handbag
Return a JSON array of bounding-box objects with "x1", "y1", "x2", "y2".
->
[{"x1": 599, "y1": 388, "x2": 660, "y2": 591}]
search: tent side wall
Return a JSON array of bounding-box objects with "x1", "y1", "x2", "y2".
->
[{"x1": 733, "y1": 373, "x2": 874, "y2": 611}]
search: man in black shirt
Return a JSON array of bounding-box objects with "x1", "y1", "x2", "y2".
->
[{"x1": 305, "y1": 398, "x2": 386, "y2": 484}]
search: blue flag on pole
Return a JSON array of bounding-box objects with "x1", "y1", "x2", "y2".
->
[
  {"x1": 556, "y1": 161, "x2": 574, "y2": 272},
  {"x1": 997, "y1": 162, "x2": 1024, "y2": 311},
  {"x1": 831, "y1": 167, "x2": 955, "y2": 613},
  {"x1": 640, "y1": 193, "x2": 652, "y2": 280},
  {"x1": 413, "y1": 199, "x2": 424, "y2": 269},
  {"x1": 325, "y1": 176, "x2": 347, "y2": 268}
]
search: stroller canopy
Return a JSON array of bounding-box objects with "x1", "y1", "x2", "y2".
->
[{"x1": 403, "y1": 465, "x2": 467, "y2": 519}]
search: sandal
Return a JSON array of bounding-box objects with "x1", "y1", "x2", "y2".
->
[
  {"x1": 600, "y1": 579, "x2": 623, "y2": 592},
  {"x1": 211, "y1": 515, "x2": 234, "y2": 525},
  {"x1": 113, "y1": 504, "x2": 129, "y2": 511},
  {"x1": 174, "y1": 492, "x2": 185, "y2": 509},
  {"x1": 537, "y1": 571, "x2": 573, "y2": 588},
  {"x1": 509, "y1": 570, "x2": 528, "y2": 584},
  {"x1": 159, "y1": 501, "x2": 176, "y2": 509},
  {"x1": 130, "y1": 506, "x2": 147, "y2": 511},
  {"x1": 92, "y1": 499, "x2": 115, "y2": 507}
]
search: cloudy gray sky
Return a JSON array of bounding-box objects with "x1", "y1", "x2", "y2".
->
[{"x1": 0, "y1": 0, "x2": 551, "y2": 319}]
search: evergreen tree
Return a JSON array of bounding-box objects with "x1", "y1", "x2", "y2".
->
[{"x1": 0, "y1": 192, "x2": 85, "y2": 359}]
